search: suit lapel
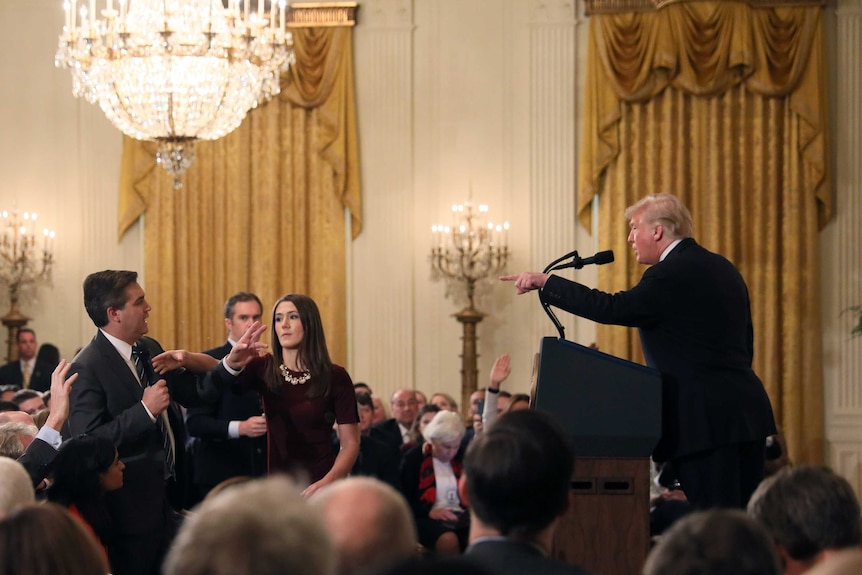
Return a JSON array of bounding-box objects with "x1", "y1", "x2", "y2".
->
[{"x1": 94, "y1": 332, "x2": 144, "y2": 402}]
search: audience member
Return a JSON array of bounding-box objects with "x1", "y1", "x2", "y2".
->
[
  {"x1": 644, "y1": 509, "x2": 780, "y2": 575},
  {"x1": 0, "y1": 420, "x2": 37, "y2": 458},
  {"x1": 747, "y1": 465, "x2": 862, "y2": 575},
  {"x1": 371, "y1": 396, "x2": 388, "y2": 424},
  {"x1": 0, "y1": 385, "x2": 19, "y2": 402},
  {"x1": 186, "y1": 291, "x2": 267, "y2": 498},
  {"x1": 11, "y1": 388, "x2": 45, "y2": 415},
  {"x1": 479, "y1": 354, "x2": 511, "y2": 432},
  {"x1": 31, "y1": 408, "x2": 50, "y2": 429},
  {"x1": 0, "y1": 458, "x2": 34, "y2": 518},
  {"x1": 406, "y1": 404, "x2": 442, "y2": 450},
  {"x1": 163, "y1": 476, "x2": 336, "y2": 575},
  {"x1": 48, "y1": 434, "x2": 126, "y2": 554},
  {"x1": 68, "y1": 270, "x2": 208, "y2": 575},
  {"x1": 373, "y1": 388, "x2": 419, "y2": 454},
  {"x1": 349, "y1": 392, "x2": 401, "y2": 489},
  {"x1": 806, "y1": 549, "x2": 862, "y2": 575},
  {"x1": 16, "y1": 359, "x2": 76, "y2": 488},
  {"x1": 0, "y1": 328, "x2": 52, "y2": 391},
  {"x1": 180, "y1": 294, "x2": 360, "y2": 497},
  {"x1": 400, "y1": 410, "x2": 468, "y2": 556},
  {"x1": 429, "y1": 392, "x2": 458, "y2": 413},
  {"x1": 415, "y1": 390, "x2": 428, "y2": 409},
  {"x1": 0, "y1": 503, "x2": 109, "y2": 575},
  {"x1": 354, "y1": 382, "x2": 373, "y2": 395},
  {"x1": 505, "y1": 394, "x2": 530, "y2": 412},
  {"x1": 311, "y1": 476, "x2": 418, "y2": 574},
  {"x1": 457, "y1": 409, "x2": 591, "y2": 575},
  {"x1": 36, "y1": 342, "x2": 61, "y2": 371}
]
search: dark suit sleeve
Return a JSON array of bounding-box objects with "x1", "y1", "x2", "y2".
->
[
  {"x1": 17, "y1": 438, "x2": 57, "y2": 487},
  {"x1": 540, "y1": 268, "x2": 666, "y2": 328},
  {"x1": 185, "y1": 399, "x2": 231, "y2": 439},
  {"x1": 68, "y1": 360, "x2": 153, "y2": 445}
]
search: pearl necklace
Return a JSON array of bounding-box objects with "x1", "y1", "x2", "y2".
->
[{"x1": 279, "y1": 364, "x2": 311, "y2": 385}]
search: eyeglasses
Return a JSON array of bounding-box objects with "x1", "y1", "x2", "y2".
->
[{"x1": 392, "y1": 400, "x2": 418, "y2": 408}]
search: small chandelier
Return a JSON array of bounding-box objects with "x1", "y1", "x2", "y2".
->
[{"x1": 55, "y1": 0, "x2": 295, "y2": 188}]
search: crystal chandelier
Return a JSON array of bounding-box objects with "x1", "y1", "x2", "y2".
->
[{"x1": 55, "y1": 0, "x2": 295, "y2": 188}]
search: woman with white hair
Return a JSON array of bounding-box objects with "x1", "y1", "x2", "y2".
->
[{"x1": 399, "y1": 410, "x2": 467, "y2": 556}]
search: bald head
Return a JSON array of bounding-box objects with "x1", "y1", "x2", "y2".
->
[
  {"x1": 390, "y1": 389, "x2": 418, "y2": 427},
  {"x1": 310, "y1": 477, "x2": 417, "y2": 575}
]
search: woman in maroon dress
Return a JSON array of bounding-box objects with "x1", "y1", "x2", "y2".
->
[{"x1": 207, "y1": 294, "x2": 360, "y2": 497}]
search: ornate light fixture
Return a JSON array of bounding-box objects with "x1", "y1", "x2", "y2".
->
[
  {"x1": 55, "y1": 0, "x2": 295, "y2": 188},
  {"x1": 430, "y1": 202, "x2": 510, "y2": 416},
  {"x1": 0, "y1": 210, "x2": 55, "y2": 362}
]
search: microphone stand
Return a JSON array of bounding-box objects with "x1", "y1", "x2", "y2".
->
[{"x1": 539, "y1": 252, "x2": 578, "y2": 341}]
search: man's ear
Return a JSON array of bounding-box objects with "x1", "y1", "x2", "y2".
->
[
  {"x1": 106, "y1": 306, "x2": 120, "y2": 324},
  {"x1": 653, "y1": 224, "x2": 664, "y2": 240},
  {"x1": 224, "y1": 317, "x2": 232, "y2": 332},
  {"x1": 458, "y1": 474, "x2": 470, "y2": 507}
]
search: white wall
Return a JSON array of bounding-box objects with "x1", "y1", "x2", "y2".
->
[{"x1": 0, "y1": 0, "x2": 141, "y2": 361}]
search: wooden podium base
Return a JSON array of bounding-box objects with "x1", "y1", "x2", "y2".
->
[{"x1": 552, "y1": 457, "x2": 651, "y2": 575}]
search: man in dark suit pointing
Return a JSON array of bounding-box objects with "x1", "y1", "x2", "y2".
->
[
  {"x1": 69, "y1": 270, "x2": 207, "y2": 575},
  {"x1": 502, "y1": 193, "x2": 776, "y2": 510}
]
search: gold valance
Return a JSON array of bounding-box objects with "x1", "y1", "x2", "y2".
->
[{"x1": 578, "y1": 2, "x2": 830, "y2": 231}]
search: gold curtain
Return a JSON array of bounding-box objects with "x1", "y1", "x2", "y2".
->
[
  {"x1": 116, "y1": 26, "x2": 361, "y2": 365},
  {"x1": 579, "y1": 2, "x2": 829, "y2": 464}
]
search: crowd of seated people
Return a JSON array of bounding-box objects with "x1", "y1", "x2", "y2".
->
[{"x1": 3, "y1": 334, "x2": 862, "y2": 575}]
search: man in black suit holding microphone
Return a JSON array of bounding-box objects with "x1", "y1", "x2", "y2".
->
[
  {"x1": 502, "y1": 193, "x2": 776, "y2": 510},
  {"x1": 69, "y1": 270, "x2": 209, "y2": 575}
]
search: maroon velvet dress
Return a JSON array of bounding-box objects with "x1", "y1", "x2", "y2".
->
[{"x1": 223, "y1": 354, "x2": 359, "y2": 483}]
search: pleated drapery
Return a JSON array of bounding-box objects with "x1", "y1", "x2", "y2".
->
[
  {"x1": 579, "y1": 2, "x2": 829, "y2": 464},
  {"x1": 117, "y1": 25, "x2": 361, "y2": 364}
]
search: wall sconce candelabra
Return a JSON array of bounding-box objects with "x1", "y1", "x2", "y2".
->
[
  {"x1": 430, "y1": 202, "x2": 509, "y2": 416},
  {"x1": 0, "y1": 210, "x2": 55, "y2": 362}
]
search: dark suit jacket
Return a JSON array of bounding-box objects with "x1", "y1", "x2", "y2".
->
[
  {"x1": 541, "y1": 238, "x2": 776, "y2": 461},
  {"x1": 18, "y1": 437, "x2": 58, "y2": 487},
  {"x1": 0, "y1": 359, "x2": 53, "y2": 392},
  {"x1": 371, "y1": 418, "x2": 405, "y2": 455},
  {"x1": 185, "y1": 341, "x2": 266, "y2": 489},
  {"x1": 68, "y1": 331, "x2": 206, "y2": 575},
  {"x1": 461, "y1": 540, "x2": 593, "y2": 575}
]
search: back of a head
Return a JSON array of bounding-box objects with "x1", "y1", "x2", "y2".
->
[
  {"x1": 48, "y1": 435, "x2": 117, "y2": 507},
  {"x1": 163, "y1": 475, "x2": 336, "y2": 575},
  {"x1": 0, "y1": 421, "x2": 37, "y2": 458},
  {"x1": 0, "y1": 458, "x2": 35, "y2": 519},
  {"x1": 464, "y1": 409, "x2": 573, "y2": 538},
  {"x1": 311, "y1": 477, "x2": 418, "y2": 575},
  {"x1": 0, "y1": 503, "x2": 108, "y2": 575},
  {"x1": 747, "y1": 465, "x2": 862, "y2": 561},
  {"x1": 644, "y1": 510, "x2": 780, "y2": 575}
]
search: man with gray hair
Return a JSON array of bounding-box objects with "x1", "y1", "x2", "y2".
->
[
  {"x1": 310, "y1": 477, "x2": 417, "y2": 574},
  {"x1": 747, "y1": 465, "x2": 862, "y2": 575},
  {"x1": 502, "y1": 193, "x2": 776, "y2": 510},
  {"x1": 0, "y1": 420, "x2": 38, "y2": 459},
  {"x1": 163, "y1": 476, "x2": 335, "y2": 575},
  {"x1": 0, "y1": 458, "x2": 35, "y2": 518}
]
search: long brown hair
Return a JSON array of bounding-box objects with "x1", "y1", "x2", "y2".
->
[{"x1": 266, "y1": 294, "x2": 332, "y2": 398}]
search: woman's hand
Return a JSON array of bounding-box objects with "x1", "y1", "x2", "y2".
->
[
  {"x1": 489, "y1": 353, "x2": 510, "y2": 391},
  {"x1": 225, "y1": 322, "x2": 268, "y2": 371},
  {"x1": 429, "y1": 508, "x2": 461, "y2": 522}
]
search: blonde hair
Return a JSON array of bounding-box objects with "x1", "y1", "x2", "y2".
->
[{"x1": 624, "y1": 193, "x2": 693, "y2": 240}]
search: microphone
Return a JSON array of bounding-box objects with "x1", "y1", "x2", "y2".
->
[{"x1": 550, "y1": 250, "x2": 615, "y2": 271}]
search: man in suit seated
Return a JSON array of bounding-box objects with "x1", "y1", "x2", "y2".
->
[
  {"x1": 0, "y1": 328, "x2": 52, "y2": 392},
  {"x1": 68, "y1": 270, "x2": 209, "y2": 575},
  {"x1": 747, "y1": 465, "x2": 862, "y2": 575},
  {"x1": 10, "y1": 389, "x2": 45, "y2": 416},
  {"x1": 186, "y1": 291, "x2": 267, "y2": 498},
  {"x1": 456, "y1": 409, "x2": 592, "y2": 575},
  {"x1": 371, "y1": 388, "x2": 418, "y2": 455}
]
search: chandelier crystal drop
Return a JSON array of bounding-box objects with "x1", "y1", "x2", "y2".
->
[{"x1": 55, "y1": 0, "x2": 295, "y2": 188}]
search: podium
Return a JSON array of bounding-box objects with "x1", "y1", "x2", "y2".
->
[{"x1": 532, "y1": 337, "x2": 662, "y2": 575}]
